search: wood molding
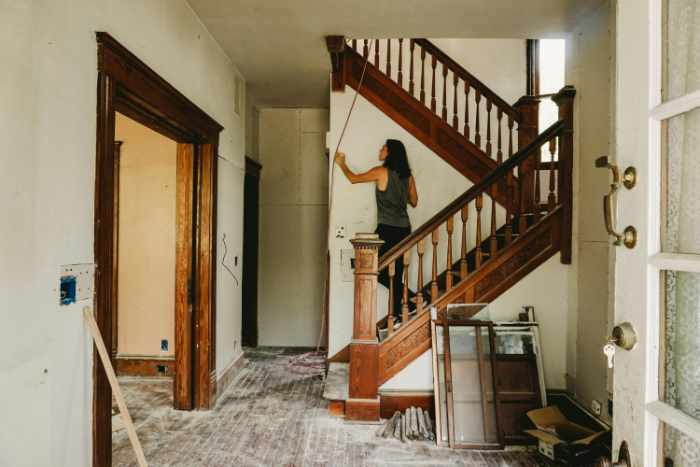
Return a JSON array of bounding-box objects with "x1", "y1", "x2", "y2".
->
[
  {"x1": 93, "y1": 32, "x2": 222, "y2": 467},
  {"x1": 244, "y1": 156, "x2": 262, "y2": 176},
  {"x1": 377, "y1": 208, "x2": 562, "y2": 385},
  {"x1": 174, "y1": 143, "x2": 195, "y2": 410},
  {"x1": 325, "y1": 36, "x2": 346, "y2": 91},
  {"x1": 215, "y1": 354, "x2": 246, "y2": 399},
  {"x1": 345, "y1": 397, "x2": 380, "y2": 422},
  {"x1": 115, "y1": 357, "x2": 175, "y2": 377}
]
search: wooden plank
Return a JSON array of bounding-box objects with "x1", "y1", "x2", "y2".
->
[{"x1": 84, "y1": 307, "x2": 148, "y2": 467}]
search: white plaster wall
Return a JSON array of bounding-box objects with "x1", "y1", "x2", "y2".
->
[
  {"x1": 0, "y1": 2, "x2": 245, "y2": 465},
  {"x1": 258, "y1": 108, "x2": 329, "y2": 347},
  {"x1": 565, "y1": 0, "x2": 615, "y2": 422}
]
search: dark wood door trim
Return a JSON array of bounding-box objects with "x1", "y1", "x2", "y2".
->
[
  {"x1": 93, "y1": 32, "x2": 222, "y2": 467},
  {"x1": 242, "y1": 156, "x2": 261, "y2": 348}
]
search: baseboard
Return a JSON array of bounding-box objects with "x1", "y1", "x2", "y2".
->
[
  {"x1": 215, "y1": 352, "x2": 246, "y2": 400},
  {"x1": 115, "y1": 356, "x2": 175, "y2": 377},
  {"x1": 378, "y1": 390, "x2": 434, "y2": 419}
]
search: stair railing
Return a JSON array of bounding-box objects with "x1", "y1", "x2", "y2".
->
[
  {"x1": 375, "y1": 86, "x2": 575, "y2": 339},
  {"x1": 346, "y1": 38, "x2": 532, "y2": 164}
]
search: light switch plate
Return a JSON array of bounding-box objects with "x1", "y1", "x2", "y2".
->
[
  {"x1": 340, "y1": 249, "x2": 355, "y2": 282},
  {"x1": 60, "y1": 263, "x2": 95, "y2": 305}
]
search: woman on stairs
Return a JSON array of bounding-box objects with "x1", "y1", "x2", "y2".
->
[{"x1": 334, "y1": 139, "x2": 418, "y2": 324}]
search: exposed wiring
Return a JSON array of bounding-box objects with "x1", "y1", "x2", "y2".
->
[{"x1": 221, "y1": 233, "x2": 239, "y2": 287}]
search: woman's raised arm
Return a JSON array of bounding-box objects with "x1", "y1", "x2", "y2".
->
[
  {"x1": 335, "y1": 152, "x2": 385, "y2": 185},
  {"x1": 408, "y1": 175, "x2": 418, "y2": 207}
]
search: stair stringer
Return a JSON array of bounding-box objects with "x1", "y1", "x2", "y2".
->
[
  {"x1": 376, "y1": 207, "x2": 562, "y2": 386},
  {"x1": 343, "y1": 49, "x2": 512, "y2": 208}
]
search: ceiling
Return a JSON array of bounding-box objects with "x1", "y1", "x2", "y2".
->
[{"x1": 188, "y1": 0, "x2": 606, "y2": 108}]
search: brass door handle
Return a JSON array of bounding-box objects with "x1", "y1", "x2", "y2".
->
[{"x1": 595, "y1": 156, "x2": 637, "y2": 248}]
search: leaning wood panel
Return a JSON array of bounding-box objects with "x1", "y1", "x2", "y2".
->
[{"x1": 174, "y1": 143, "x2": 194, "y2": 410}]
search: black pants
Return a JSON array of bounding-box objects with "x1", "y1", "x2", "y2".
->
[{"x1": 376, "y1": 223, "x2": 411, "y2": 320}]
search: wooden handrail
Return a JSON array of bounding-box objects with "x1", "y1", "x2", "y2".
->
[
  {"x1": 413, "y1": 39, "x2": 520, "y2": 121},
  {"x1": 378, "y1": 119, "x2": 565, "y2": 270}
]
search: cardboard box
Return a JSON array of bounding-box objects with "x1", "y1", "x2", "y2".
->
[{"x1": 525, "y1": 406, "x2": 608, "y2": 463}]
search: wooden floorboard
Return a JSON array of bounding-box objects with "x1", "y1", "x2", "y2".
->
[{"x1": 113, "y1": 348, "x2": 551, "y2": 467}]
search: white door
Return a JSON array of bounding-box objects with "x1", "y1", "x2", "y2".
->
[{"x1": 614, "y1": 0, "x2": 700, "y2": 465}]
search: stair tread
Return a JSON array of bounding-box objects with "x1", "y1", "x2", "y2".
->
[{"x1": 323, "y1": 362, "x2": 348, "y2": 401}]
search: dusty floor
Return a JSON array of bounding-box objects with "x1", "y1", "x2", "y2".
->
[{"x1": 113, "y1": 348, "x2": 550, "y2": 467}]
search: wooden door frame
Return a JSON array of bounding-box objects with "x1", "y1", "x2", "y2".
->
[{"x1": 93, "y1": 32, "x2": 222, "y2": 467}]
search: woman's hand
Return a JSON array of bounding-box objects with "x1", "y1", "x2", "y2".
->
[{"x1": 334, "y1": 151, "x2": 346, "y2": 166}]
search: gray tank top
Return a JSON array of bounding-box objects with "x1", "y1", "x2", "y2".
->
[{"x1": 376, "y1": 169, "x2": 411, "y2": 228}]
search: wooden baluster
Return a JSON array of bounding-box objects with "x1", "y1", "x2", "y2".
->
[
  {"x1": 490, "y1": 185, "x2": 498, "y2": 255},
  {"x1": 374, "y1": 39, "x2": 380, "y2": 68},
  {"x1": 409, "y1": 40, "x2": 415, "y2": 96},
  {"x1": 505, "y1": 114, "x2": 514, "y2": 244},
  {"x1": 486, "y1": 100, "x2": 492, "y2": 158},
  {"x1": 442, "y1": 62, "x2": 448, "y2": 122},
  {"x1": 430, "y1": 55, "x2": 437, "y2": 113},
  {"x1": 475, "y1": 194, "x2": 483, "y2": 268},
  {"x1": 508, "y1": 115, "x2": 514, "y2": 159},
  {"x1": 548, "y1": 136, "x2": 558, "y2": 211},
  {"x1": 497, "y1": 110, "x2": 503, "y2": 164},
  {"x1": 363, "y1": 39, "x2": 369, "y2": 58},
  {"x1": 534, "y1": 150, "x2": 542, "y2": 222},
  {"x1": 416, "y1": 239, "x2": 425, "y2": 312},
  {"x1": 397, "y1": 38, "x2": 404, "y2": 87},
  {"x1": 475, "y1": 90, "x2": 482, "y2": 149},
  {"x1": 420, "y1": 47, "x2": 426, "y2": 104},
  {"x1": 386, "y1": 39, "x2": 391, "y2": 78},
  {"x1": 431, "y1": 229, "x2": 439, "y2": 299},
  {"x1": 518, "y1": 165, "x2": 528, "y2": 234},
  {"x1": 446, "y1": 216, "x2": 454, "y2": 290},
  {"x1": 460, "y1": 205, "x2": 469, "y2": 279},
  {"x1": 452, "y1": 73, "x2": 459, "y2": 129},
  {"x1": 352, "y1": 39, "x2": 357, "y2": 51},
  {"x1": 505, "y1": 169, "x2": 514, "y2": 245},
  {"x1": 402, "y1": 251, "x2": 410, "y2": 324},
  {"x1": 387, "y1": 262, "x2": 395, "y2": 337},
  {"x1": 464, "y1": 82, "x2": 470, "y2": 140}
]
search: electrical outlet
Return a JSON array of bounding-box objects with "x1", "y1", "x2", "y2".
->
[
  {"x1": 161, "y1": 339, "x2": 169, "y2": 352},
  {"x1": 591, "y1": 399, "x2": 602, "y2": 416},
  {"x1": 335, "y1": 225, "x2": 346, "y2": 238}
]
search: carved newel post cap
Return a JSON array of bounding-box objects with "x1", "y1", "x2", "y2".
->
[{"x1": 350, "y1": 233, "x2": 384, "y2": 248}]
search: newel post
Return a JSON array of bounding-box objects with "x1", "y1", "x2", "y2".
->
[
  {"x1": 513, "y1": 96, "x2": 540, "y2": 215},
  {"x1": 326, "y1": 36, "x2": 346, "y2": 92},
  {"x1": 552, "y1": 85, "x2": 576, "y2": 264},
  {"x1": 347, "y1": 233, "x2": 384, "y2": 421}
]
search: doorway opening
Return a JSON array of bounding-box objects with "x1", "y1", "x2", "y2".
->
[
  {"x1": 242, "y1": 157, "x2": 261, "y2": 347},
  {"x1": 93, "y1": 32, "x2": 222, "y2": 467}
]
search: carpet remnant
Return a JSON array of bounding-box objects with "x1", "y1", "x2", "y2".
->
[{"x1": 113, "y1": 347, "x2": 548, "y2": 466}]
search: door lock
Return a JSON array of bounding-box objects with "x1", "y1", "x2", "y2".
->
[
  {"x1": 595, "y1": 156, "x2": 637, "y2": 248},
  {"x1": 603, "y1": 322, "x2": 637, "y2": 368}
]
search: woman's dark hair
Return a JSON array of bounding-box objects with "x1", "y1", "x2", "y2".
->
[{"x1": 383, "y1": 139, "x2": 411, "y2": 179}]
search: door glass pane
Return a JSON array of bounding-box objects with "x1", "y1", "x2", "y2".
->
[
  {"x1": 663, "y1": 423, "x2": 700, "y2": 466},
  {"x1": 663, "y1": 270, "x2": 700, "y2": 467},
  {"x1": 664, "y1": 0, "x2": 700, "y2": 101},
  {"x1": 662, "y1": 107, "x2": 700, "y2": 254},
  {"x1": 448, "y1": 326, "x2": 498, "y2": 445}
]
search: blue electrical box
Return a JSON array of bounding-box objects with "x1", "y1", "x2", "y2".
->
[{"x1": 60, "y1": 275, "x2": 77, "y2": 306}]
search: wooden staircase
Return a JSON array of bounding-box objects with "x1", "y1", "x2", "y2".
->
[{"x1": 325, "y1": 37, "x2": 576, "y2": 424}]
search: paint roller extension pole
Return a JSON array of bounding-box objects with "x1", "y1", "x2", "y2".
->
[
  {"x1": 83, "y1": 306, "x2": 148, "y2": 467},
  {"x1": 317, "y1": 40, "x2": 375, "y2": 353}
]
